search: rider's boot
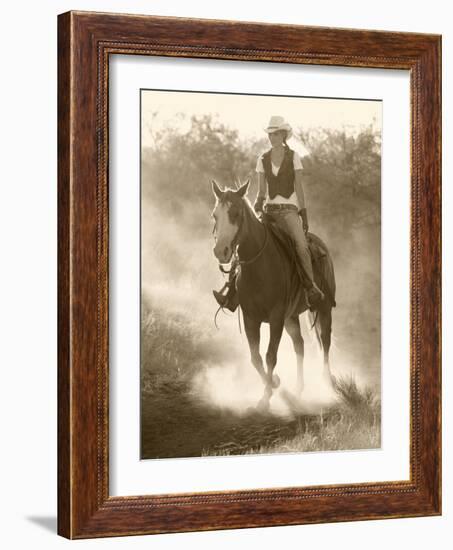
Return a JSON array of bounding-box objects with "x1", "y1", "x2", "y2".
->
[
  {"x1": 213, "y1": 280, "x2": 239, "y2": 312},
  {"x1": 306, "y1": 281, "x2": 325, "y2": 310}
]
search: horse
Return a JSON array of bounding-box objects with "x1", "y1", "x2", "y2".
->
[{"x1": 211, "y1": 178, "x2": 336, "y2": 411}]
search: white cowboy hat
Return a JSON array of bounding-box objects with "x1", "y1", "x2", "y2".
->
[{"x1": 264, "y1": 115, "x2": 293, "y2": 139}]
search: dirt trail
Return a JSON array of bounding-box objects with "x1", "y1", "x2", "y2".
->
[{"x1": 141, "y1": 380, "x2": 312, "y2": 459}]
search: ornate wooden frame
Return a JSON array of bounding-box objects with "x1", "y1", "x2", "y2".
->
[{"x1": 58, "y1": 11, "x2": 441, "y2": 539}]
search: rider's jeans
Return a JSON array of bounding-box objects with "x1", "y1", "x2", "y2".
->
[{"x1": 267, "y1": 209, "x2": 314, "y2": 285}]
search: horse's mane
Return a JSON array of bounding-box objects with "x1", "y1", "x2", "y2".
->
[{"x1": 241, "y1": 196, "x2": 257, "y2": 218}]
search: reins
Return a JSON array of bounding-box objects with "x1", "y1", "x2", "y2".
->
[
  {"x1": 213, "y1": 303, "x2": 243, "y2": 334},
  {"x1": 231, "y1": 203, "x2": 268, "y2": 266},
  {"x1": 238, "y1": 222, "x2": 268, "y2": 266}
]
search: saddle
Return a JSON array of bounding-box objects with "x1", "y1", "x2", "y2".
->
[{"x1": 262, "y1": 215, "x2": 336, "y2": 308}]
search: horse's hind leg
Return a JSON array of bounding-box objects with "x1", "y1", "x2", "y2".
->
[
  {"x1": 243, "y1": 314, "x2": 266, "y2": 385},
  {"x1": 284, "y1": 315, "x2": 305, "y2": 395},
  {"x1": 318, "y1": 307, "x2": 334, "y2": 385}
]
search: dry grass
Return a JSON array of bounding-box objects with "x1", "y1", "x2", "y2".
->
[
  {"x1": 141, "y1": 296, "x2": 241, "y2": 395},
  {"x1": 204, "y1": 376, "x2": 381, "y2": 456},
  {"x1": 141, "y1": 298, "x2": 207, "y2": 394}
]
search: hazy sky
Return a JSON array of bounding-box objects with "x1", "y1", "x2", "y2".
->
[{"x1": 142, "y1": 89, "x2": 381, "y2": 156}]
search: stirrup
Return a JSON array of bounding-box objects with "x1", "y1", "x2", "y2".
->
[
  {"x1": 213, "y1": 290, "x2": 228, "y2": 308},
  {"x1": 213, "y1": 289, "x2": 238, "y2": 313}
]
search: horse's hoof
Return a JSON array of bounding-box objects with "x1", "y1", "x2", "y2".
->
[
  {"x1": 256, "y1": 397, "x2": 270, "y2": 413},
  {"x1": 272, "y1": 374, "x2": 280, "y2": 389}
]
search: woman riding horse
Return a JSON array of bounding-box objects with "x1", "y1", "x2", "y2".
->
[{"x1": 214, "y1": 115, "x2": 324, "y2": 310}]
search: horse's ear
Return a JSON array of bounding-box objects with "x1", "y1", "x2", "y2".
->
[
  {"x1": 237, "y1": 179, "x2": 250, "y2": 198},
  {"x1": 211, "y1": 179, "x2": 223, "y2": 199}
]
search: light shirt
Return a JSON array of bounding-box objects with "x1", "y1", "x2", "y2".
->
[{"x1": 256, "y1": 150, "x2": 303, "y2": 208}]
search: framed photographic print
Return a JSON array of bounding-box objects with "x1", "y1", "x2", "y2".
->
[{"x1": 58, "y1": 11, "x2": 441, "y2": 539}]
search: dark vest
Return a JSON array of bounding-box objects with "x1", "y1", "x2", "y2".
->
[{"x1": 261, "y1": 146, "x2": 295, "y2": 199}]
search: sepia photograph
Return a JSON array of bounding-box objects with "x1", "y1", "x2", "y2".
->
[{"x1": 140, "y1": 89, "x2": 382, "y2": 460}]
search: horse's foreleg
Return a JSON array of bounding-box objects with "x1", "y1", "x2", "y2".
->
[
  {"x1": 284, "y1": 315, "x2": 305, "y2": 395},
  {"x1": 258, "y1": 316, "x2": 284, "y2": 410},
  {"x1": 243, "y1": 314, "x2": 266, "y2": 385}
]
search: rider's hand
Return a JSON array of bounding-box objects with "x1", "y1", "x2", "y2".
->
[
  {"x1": 299, "y1": 208, "x2": 309, "y2": 234},
  {"x1": 254, "y1": 195, "x2": 265, "y2": 217}
]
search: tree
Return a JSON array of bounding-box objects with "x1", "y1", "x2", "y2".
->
[{"x1": 298, "y1": 126, "x2": 381, "y2": 241}]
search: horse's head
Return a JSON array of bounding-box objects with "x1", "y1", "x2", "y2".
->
[{"x1": 211, "y1": 179, "x2": 250, "y2": 264}]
